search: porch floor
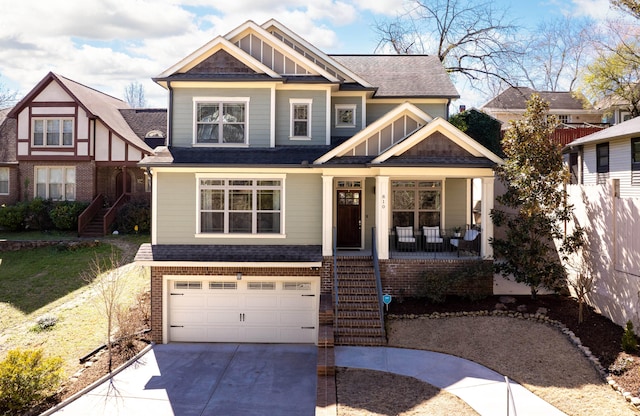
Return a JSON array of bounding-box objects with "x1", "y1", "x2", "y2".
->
[{"x1": 336, "y1": 249, "x2": 480, "y2": 260}]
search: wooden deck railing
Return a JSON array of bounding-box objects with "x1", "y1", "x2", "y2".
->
[{"x1": 77, "y1": 194, "x2": 104, "y2": 236}]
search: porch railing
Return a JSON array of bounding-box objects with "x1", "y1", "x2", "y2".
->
[
  {"x1": 103, "y1": 193, "x2": 130, "y2": 235},
  {"x1": 77, "y1": 194, "x2": 104, "y2": 236},
  {"x1": 389, "y1": 226, "x2": 481, "y2": 258},
  {"x1": 371, "y1": 227, "x2": 385, "y2": 335}
]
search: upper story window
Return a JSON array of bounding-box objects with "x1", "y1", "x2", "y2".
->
[
  {"x1": 290, "y1": 98, "x2": 312, "y2": 139},
  {"x1": 632, "y1": 138, "x2": 640, "y2": 185},
  {"x1": 335, "y1": 104, "x2": 356, "y2": 128},
  {"x1": 0, "y1": 168, "x2": 8, "y2": 195},
  {"x1": 557, "y1": 114, "x2": 570, "y2": 125},
  {"x1": 194, "y1": 98, "x2": 248, "y2": 145},
  {"x1": 35, "y1": 167, "x2": 75, "y2": 201},
  {"x1": 199, "y1": 177, "x2": 283, "y2": 235},
  {"x1": 33, "y1": 119, "x2": 73, "y2": 147}
]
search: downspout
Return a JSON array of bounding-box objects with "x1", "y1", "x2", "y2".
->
[{"x1": 167, "y1": 81, "x2": 173, "y2": 147}]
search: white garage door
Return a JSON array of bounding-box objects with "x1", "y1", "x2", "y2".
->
[{"x1": 168, "y1": 278, "x2": 318, "y2": 343}]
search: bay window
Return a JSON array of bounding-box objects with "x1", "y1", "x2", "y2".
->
[{"x1": 199, "y1": 178, "x2": 283, "y2": 234}]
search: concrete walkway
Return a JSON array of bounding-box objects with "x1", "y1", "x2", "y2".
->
[{"x1": 335, "y1": 346, "x2": 567, "y2": 416}]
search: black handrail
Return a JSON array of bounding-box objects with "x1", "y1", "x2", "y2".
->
[
  {"x1": 371, "y1": 227, "x2": 385, "y2": 335},
  {"x1": 332, "y1": 227, "x2": 338, "y2": 330}
]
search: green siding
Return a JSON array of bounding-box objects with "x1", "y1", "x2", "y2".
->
[
  {"x1": 445, "y1": 178, "x2": 468, "y2": 229},
  {"x1": 366, "y1": 103, "x2": 447, "y2": 125},
  {"x1": 171, "y1": 87, "x2": 272, "y2": 148},
  {"x1": 331, "y1": 96, "x2": 362, "y2": 138},
  {"x1": 155, "y1": 171, "x2": 322, "y2": 245},
  {"x1": 275, "y1": 90, "x2": 327, "y2": 145}
]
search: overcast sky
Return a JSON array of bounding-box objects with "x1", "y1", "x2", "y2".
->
[{"x1": 0, "y1": 0, "x2": 621, "y2": 108}]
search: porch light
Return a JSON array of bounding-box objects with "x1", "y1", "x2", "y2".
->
[{"x1": 236, "y1": 272, "x2": 242, "y2": 280}]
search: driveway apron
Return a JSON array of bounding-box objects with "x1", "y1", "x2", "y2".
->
[{"x1": 51, "y1": 343, "x2": 317, "y2": 416}]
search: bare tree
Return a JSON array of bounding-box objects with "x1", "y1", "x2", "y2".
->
[
  {"x1": 83, "y1": 249, "x2": 127, "y2": 372},
  {"x1": 124, "y1": 81, "x2": 146, "y2": 108},
  {"x1": 374, "y1": 0, "x2": 520, "y2": 86},
  {"x1": 513, "y1": 17, "x2": 594, "y2": 92},
  {"x1": 0, "y1": 77, "x2": 18, "y2": 108}
]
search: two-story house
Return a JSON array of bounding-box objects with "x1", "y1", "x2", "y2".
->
[
  {"x1": 135, "y1": 20, "x2": 502, "y2": 346},
  {"x1": 1, "y1": 72, "x2": 166, "y2": 235}
]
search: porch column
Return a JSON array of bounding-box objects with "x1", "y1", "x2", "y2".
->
[
  {"x1": 322, "y1": 175, "x2": 334, "y2": 257},
  {"x1": 376, "y1": 176, "x2": 390, "y2": 259},
  {"x1": 481, "y1": 176, "x2": 495, "y2": 258}
]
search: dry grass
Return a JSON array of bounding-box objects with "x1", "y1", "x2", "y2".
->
[
  {"x1": 337, "y1": 368, "x2": 478, "y2": 415},
  {"x1": 383, "y1": 316, "x2": 639, "y2": 416}
]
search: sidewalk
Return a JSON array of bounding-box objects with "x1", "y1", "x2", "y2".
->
[{"x1": 335, "y1": 346, "x2": 566, "y2": 416}]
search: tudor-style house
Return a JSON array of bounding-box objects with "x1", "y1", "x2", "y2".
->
[
  {"x1": 1, "y1": 73, "x2": 166, "y2": 235},
  {"x1": 135, "y1": 19, "x2": 502, "y2": 346}
]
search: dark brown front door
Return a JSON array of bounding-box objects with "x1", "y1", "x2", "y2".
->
[{"x1": 336, "y1": 190, "x2": 361, "y2": 248}]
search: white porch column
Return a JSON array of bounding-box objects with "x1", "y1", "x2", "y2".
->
[
  {"x1": 481, "y1": 177, "x2": 495, "y2": 258},
  {"x1": 376, "y1": 175, "x2": 390, "y2": 259},
  {"x1": 322, "y1": 175, "x2": 334, "y2": 257}
]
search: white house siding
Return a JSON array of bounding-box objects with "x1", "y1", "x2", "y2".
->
[
  {"x1": 565, "y1": 182, "x2": 640, "y2": 329},
  {"x1": 154, "y1": 170, "x2": 322, "y2": 245},
  {"x1": 331, "y1": 96, "x2": 362, "y2": 138},
  {"x1": 275, "y1": 89, "x2": 327, "y2": 146},
  {"x1": 582, "y1": 138, "x2": 640, "y2": 198},
  {"x1": 33, "y1": 82, "x2": 70, "y2": 102},
  {"x1": 171, "y1": 87, "x2": 272, "y2": 148}
]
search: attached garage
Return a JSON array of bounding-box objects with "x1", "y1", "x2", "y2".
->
[{"x1": 166, "y1": 276, "x2": 319, "y2": 344}]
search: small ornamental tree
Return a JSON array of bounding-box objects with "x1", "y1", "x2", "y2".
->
[{"x1": 490, "y1": 94, "x2": 584, "y2": 298}]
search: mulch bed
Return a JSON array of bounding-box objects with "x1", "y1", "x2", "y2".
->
[{"x1": 387, "y1": 294, "x2": 640, "y2": 398}]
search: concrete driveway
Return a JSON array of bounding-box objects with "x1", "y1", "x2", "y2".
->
[{"x1": 50, "y1": 343, "x2": 317, "y2": 416}]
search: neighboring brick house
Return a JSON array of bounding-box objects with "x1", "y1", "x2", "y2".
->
[
  {"x1": 134, "y1": 19, "x2": 502, "y2": 346},
  {"x1": 0, "y1": 73, "x2": 166, "y2": 234}
]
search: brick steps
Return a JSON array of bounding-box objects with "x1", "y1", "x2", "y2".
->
[{"x1": 334, "y1": 256, "x2": 386, "y2": 347}]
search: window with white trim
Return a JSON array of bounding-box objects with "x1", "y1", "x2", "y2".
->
[
  {"x1": 290, "y1": 98, "x2": 312, "y2": 139},
  {"x1": 194, "y1": 98, "x2": 248, "y2": 145},
  {"x1": 335, "y1": 104, "x2": 356, "y2": 128},
  {"x1": 33, "y1": 119, "x2": 74, "y2": 147},
  {"x1": 199, "y1": 178, "x2": 282, "y2": 234},
  {"x1": 35, "y1": 167, "x2": 75, "y2": 201},
  {"x1": 0, "y1": 168, "x2": 8, "y2": 195},
  {"x1": 391, "y1": 180, "x2": 441, "y2": 228}
]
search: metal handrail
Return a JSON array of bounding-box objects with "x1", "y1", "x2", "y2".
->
[
  {"x1": 505, "y1": 376, "x2": 517, "y2": 416},
  {"x1": 371, "y1": 227, "x2": 385, "y2": 334},
  {"x1": 332, "y1": 226, "x2": 338, "y2": 330}
]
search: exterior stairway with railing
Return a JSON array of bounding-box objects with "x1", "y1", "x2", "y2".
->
[
  {"x1": 334, "y1": 256, "x2": 386, "y2": 346},
  {"x1": 79, "y1": 208, "x2": 109, "y2": 237}
]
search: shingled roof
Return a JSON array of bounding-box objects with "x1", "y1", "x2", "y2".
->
[
  {"x1": 330, "y1": 55, "x2": 459, "y2": 98},
  {"x1": 483, "y1": 86, "x2": 591, "y2": 111}
]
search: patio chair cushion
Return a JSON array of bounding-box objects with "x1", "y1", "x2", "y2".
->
[
  {"x1": 395, "y1": 226, "x2": 416, "y2": 243},
  {"x1": 422, "y1": 226, "x2": 443, "y2": 243}
]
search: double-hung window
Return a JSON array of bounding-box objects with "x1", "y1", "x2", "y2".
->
[
  {"x1": 290, "y1": 98, "x2": 312, "y2": 139},
  {"x1": 632, "y1": 138, "x2": 640, "y2": 185},
  {"x1": 0, "y1": 168, "x2": 8, "y2": 195},
  {"x1": 199, "y1": 177, "x2": 283, "y2": 234},
  {"x1": 35, "y1": 167, "x2": 76, "y2": 200},
  {"x1": 194, "y1": 98, "x2": 248, "y2": 145},
  {"x1": 33, "y1": 119, "x2": 73, "y2": 147},
  {"x1": 596, "y1": 143, "x2": 609, "y2": 184}
]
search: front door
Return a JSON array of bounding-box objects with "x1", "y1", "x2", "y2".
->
[{"x1": 336, "y1": 190, "x2": 361, "y2": 248}]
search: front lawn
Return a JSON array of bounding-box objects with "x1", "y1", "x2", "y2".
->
[{"x1": 0, "y1": 237, "x2": 150, "y2": 375}]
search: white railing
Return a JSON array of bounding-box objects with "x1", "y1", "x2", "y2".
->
[{"x1": 505, "y1": 376, "x2": 517, "y2": 416}]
